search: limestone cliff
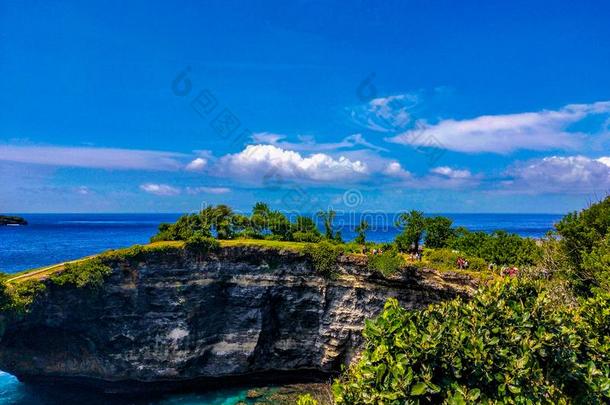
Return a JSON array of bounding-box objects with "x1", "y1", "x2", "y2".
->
[{"x1": 0, "y1": 245, "x2": 476, "y2": 391}]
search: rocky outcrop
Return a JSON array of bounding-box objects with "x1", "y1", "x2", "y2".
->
[{"x1": 0, "y1": 246, "x2": 476, "y2": 392}]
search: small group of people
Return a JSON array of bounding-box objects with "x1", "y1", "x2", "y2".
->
[
  {"x1": 370, "y1": 248, "x2": 384, "y2": 255},
  {"x1": 500, "y1": 266, "x2": 519, "y2": 277},
  {"x1": 456, "y1": 257, "x2": 470, "y2": 269},
  {"x1": 409, "y1": 252, "x2": 422, "y2": 261}
]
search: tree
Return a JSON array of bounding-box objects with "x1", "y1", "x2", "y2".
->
[
  {"x1": 394, "y1": 210, "x2": 425, "y2": 253},
  {"x1": 424, "y1": 216, "x2": 454, "y2": 248},
  {"x1": 317, "y1": 209, "x2": 337, "y2": 240},
  {"x1": 354, "y1": 220, "x2": 369, "y2": 244}
]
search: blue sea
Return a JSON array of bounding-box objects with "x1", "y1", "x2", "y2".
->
[{"x1": 0, "y1": 212, "x2": 563, "y2": 404}]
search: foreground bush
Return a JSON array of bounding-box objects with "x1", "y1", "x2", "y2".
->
[
  {"x1": 184, "y1": 234, "x2": 220, "y2": 256},
  {"x1": 333, "y1": 280, "x2": 610, "y2": 403}
]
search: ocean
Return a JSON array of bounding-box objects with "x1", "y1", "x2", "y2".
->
[{"x1": 0, "y1": 212, "x2": 563, "y2": 404}]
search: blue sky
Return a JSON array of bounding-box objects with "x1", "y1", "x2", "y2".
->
[{"x1": 1, "y1": 0, "x2": 610, "y2": 213}]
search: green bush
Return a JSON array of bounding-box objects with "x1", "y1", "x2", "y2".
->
[
  {"x1": 556, "y1": 196, "x2": 610, "y2": 293},
  {"x1": 425, "y1": 248, "x2": 487, "y2": 272},
  {"x1": 184, "y1": 235, "x2": 220, "y2": 257},
  {"x1": 333, "y1": 280, "x2": 610, "y2": 403},
  {"x1": 49, "y1": 258, "x2": 112, "y2": 289},
  {"x1": 292, "y1": 231, "x2": 322, "y2": 243},
  {"x1": 296, "y1": 394, "x2": 318, "y2": 405},
  {"x1": 448, "y1": 229, "x2": 541, "y2": 266},
  {"x1": 0, "y1": 280, "x2": 47, "y2": 315},
  {"x1": 304, "y1": 241, "x2": 342, "y2": 277},
  {"x1": 367, "y1": 250, "x2": 405, "y2": 277}
]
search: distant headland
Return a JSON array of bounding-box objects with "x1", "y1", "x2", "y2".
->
[{"x1": 0, "y1": 215, "x2": 27, "y2": 226}]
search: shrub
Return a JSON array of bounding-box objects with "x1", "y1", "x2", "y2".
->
[
  {"x1": 333, "y1": 280, "x2": 610, "y2": 403},
  {"x1": 556, "y1": 196, "x2": 610, "y2": 293},
  {"x1": 49, "y1": 258, "x2": 112, "y2": 289},
  {"x1": 0, "y1": 280, "x2": 47, "y2": 315},
  {"x1": 368, "y1": 250, "x2": 405, "y2": 277},
  {"x1": 304, "y1": 241, "x2": 342, "y2": 277},
  {"x1": 448, "y1": 229, "x2": 541, "y2": 267},
  {"x1": 425, "y1": 248, "x2": 487, "y2": 272},
  {"x1": 296, "y1": 394, "x2": 318, "y2": 405},
  {"x1": 184, "y1": 235, "x2": 220, "y2": 257}
]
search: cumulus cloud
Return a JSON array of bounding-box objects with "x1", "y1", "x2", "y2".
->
[
  {"x1": 383, "y1": 161, "x2": 412, "y2": 179},
  {"x1": 185, "y1": 157, "x2": 207, "y2": 171},
  {"x1": 216, "y1": 144, "x2": 369, "y2": 183},
  {"x1": 387, "y1": 101, "x2": 610, "y2": 154},
  {"x1": 0, "y1": 145, "x2": 187, "y2": 170},
  {"x1": 504, "y1": 155, "x2": 610, "y2": 193},
  {"x1": 139, "y1": 183, "x2": 181, "y2": 196},
  {"x1": 186, "y1": 186, "x2": 231, "y2": 195}
]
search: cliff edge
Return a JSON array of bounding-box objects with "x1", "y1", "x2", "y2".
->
[{"x1": 0, "y1": 244, "x2": 477, "y2": 392}]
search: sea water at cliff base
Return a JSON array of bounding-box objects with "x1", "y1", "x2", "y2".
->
[{"x1": 0, "y1": 213, "x2": 562, "y2": 404}]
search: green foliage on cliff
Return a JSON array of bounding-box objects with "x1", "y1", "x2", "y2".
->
[
  {"x1": 334, "y1": 196, "x2": 610, "y2": 404},
  {"x1": 448, "y1": 228, "x2": 541, "y2": 266},
  {"x1": 367, "y1": 250, "x2": 405, "y2": 277},
  {"x1": 296, "y1": 394, "x2": 319, "y2": 405},
  {"x1": 424, "y1": 248, "x2": 487, "y2": 272},
  {"x1": 0, "y1": 280, "x2": 46, "y2": 316},
  {"x1": 185, "y1": 235, "x2": 220, "y2": 259},
  {"x1": 304, "y1": 241, "x2": 343, "y2": 277},
  {"x1": 333, "y1": 280, "x2": 610, "y2": 404},
  {"x1": 49, "y1": 258, "x2": 112, "y2": 289}
]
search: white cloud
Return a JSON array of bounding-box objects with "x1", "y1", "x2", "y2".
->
[
  {"x1": 250, "y1": 132, "x2": 387, "y2": 152},
  {"x1": 0, "y1": 145, "x2": 186, "y2": 170},
  {"x1": 351, "y1": 93, "x2": 419, "y2": 133},
  {"x1": 139, "y1": 183, "x2": 181, "y2": 196},
  {"x1": 383, "y1": 161, "x2": 412, "y2": 179},
  {"x1": 431, "y1": 166, "x2": 472, "y2": 179},
  {"x1": 598, "y1": 157, "x2": 610, "y2": 167},
  {"x1": 185, "y1": 157, "x2": 207, "y2": 171},
  {"x1": 504, "y1": 155, "x2": 610, "y2": 193},
  {"x1": 76, "y1": 186, "x2": 91, "y2": 195},
  {"x1": 387, "y1": 101, "x2": 610, "y2": 154},
  {"x1": 216, "y1": 144, "x2": 369, "y2": 182},
  {"x1": 186, "y1": 186, "x2": 231, "y2": 195}
]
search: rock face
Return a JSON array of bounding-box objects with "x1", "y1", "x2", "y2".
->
[{"x1": 0, "y1": 246, "x2": 476, "y2": 391}]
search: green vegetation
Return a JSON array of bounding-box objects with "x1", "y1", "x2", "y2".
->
[
  {"x1": 367, "y1": 249, "x2": 406, "y2": 277},
  {"x1": 304, "y1": 240, "x2": 343, "y2": 277},
  {"x1": 296, "y1": 393, "x2": 319, "y2": 405},
  {"x1": 334, "y1": 280, "x2": 610, "y2": 403},
  {"x1": 333, "y1": 196, "x2": 610, "y2": 403},
  {"x1": 184, "y1": 235, "x2": 220, "y2": 256},
  {"x1": 424, "y1": 248, "x2": 487, "y2": 272},
  {"x1": 448, "y1": 228, "x2": 541, "y2": 266},
  {"x1": 49, "y1": 258, "x2": 111, "y2": 288},
  {"x1": 395, "y1": 210, "x2": 426, "y2": 253},
  {"x1": 556, "y1": 197, "x2": 610, "y2": 293},
  {"x1": 355, "y1": 220, "x2": 369, "y2": 244},
  {"x1": 424, "y1": 216, "x2": 455, "y2": 249}
]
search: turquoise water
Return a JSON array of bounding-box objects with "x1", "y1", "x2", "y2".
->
[
  {"x1": 0, "y1": 212, "x2": 563, "y2": 403},
  {"x1": 0, "y1": 371, "x2": 258, "y2": 404}
]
